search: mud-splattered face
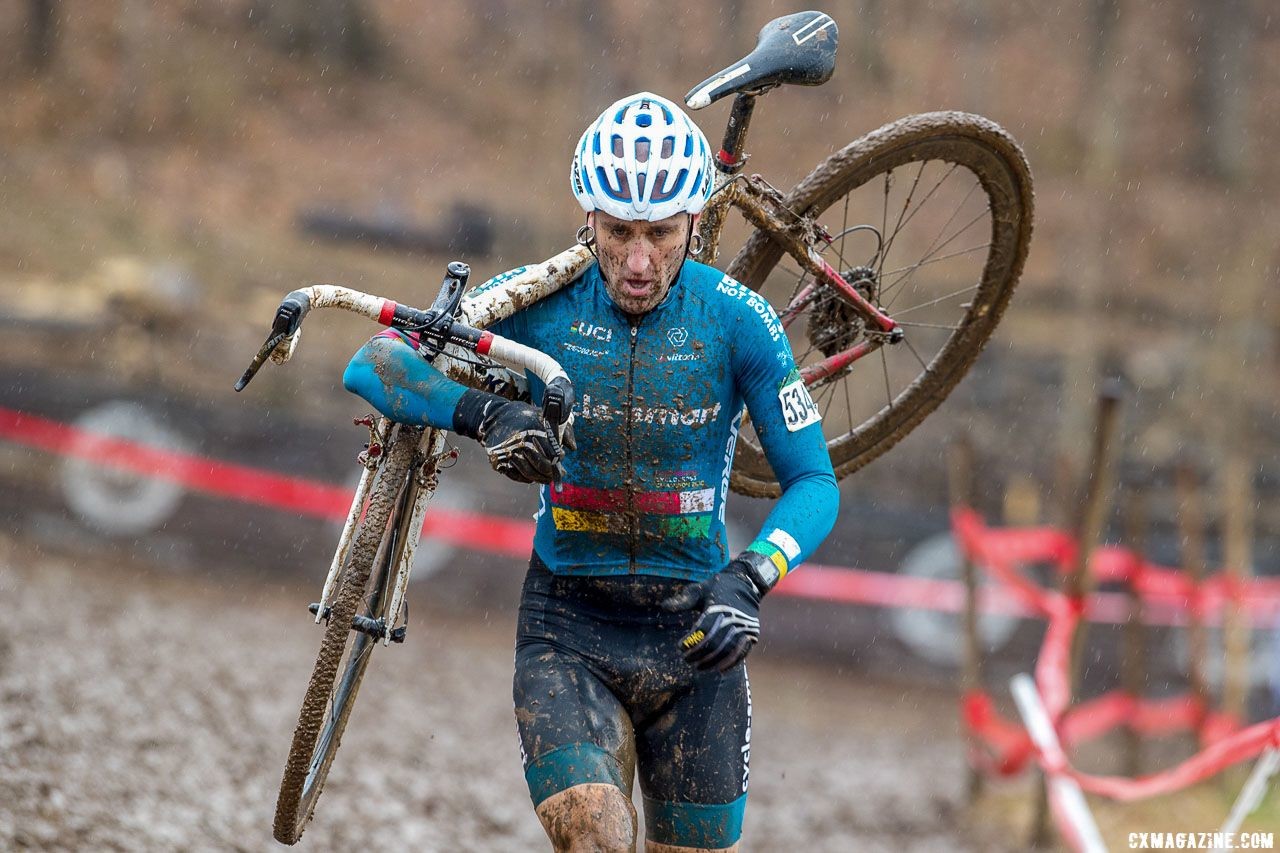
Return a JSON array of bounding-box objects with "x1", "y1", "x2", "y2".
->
[{"x1": 591, "y1": 210, "x2": 699, "y2": 317}]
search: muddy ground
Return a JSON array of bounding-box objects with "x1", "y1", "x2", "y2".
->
[{"x1": 0, "y1": 533, "x2": 1018, "y2": 852}]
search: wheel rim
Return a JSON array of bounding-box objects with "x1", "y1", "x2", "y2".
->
[{"x1": 728, "y1": 117, "x2": 1031, "y2": 494}]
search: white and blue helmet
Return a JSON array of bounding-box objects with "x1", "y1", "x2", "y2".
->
[{"x1": 570, "y1": 92, "x2": 715, "y2": 222}]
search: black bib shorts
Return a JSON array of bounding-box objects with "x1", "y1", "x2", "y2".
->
[{"x1": 513, "y1": 554, "x2": 752, "y2": 849}]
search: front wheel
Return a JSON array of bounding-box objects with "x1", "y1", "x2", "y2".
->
[
  {"x1": 727, "y1": 112, "x2": 1034, "y2": 497},
  {"x1": 273, "y1": 425, "x2": 422, "y2": 844}
]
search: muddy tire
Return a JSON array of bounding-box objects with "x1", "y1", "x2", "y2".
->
[
  {"x1": 726, "y1": 112, "x2": 1034, "y2": 497},
  {"x1": 272, "y1": 426, "x2": 420, "y2": 844}
]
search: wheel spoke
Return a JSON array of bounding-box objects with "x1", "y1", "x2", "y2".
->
[
  {"x1": 896, "y1": 321, "x2": 962, "y2": 330},
  {"x1": 878, "y1": 161, "x2": 927, "y2": 274},
  {"x1": 844, "y1": 369, "x2": 856, "y2": 429},
  {"x1": 903, "y1": 337, "x2": 930, "y2": 371},
  {"x1": 884, "y1": 208, "x2": 989, "y2": 309},
  {"x1": 880, "y1": 348, "x2": 893, "y2": 409},
  {"x1": 881, "y1": 178, "x2": 983, "y2": 300},
  {"x1": 879, "y1": 243, "x2": 991, "y2": 280},
  {"x1": 838, "y1": 192, "x2": 851, "y2": 270},
  {"x1": 880, "y1": 163, "x2": 961, "y2": 267},
  {"x1": 890, "y1": 284, "x2": 981, "y2": 318}
]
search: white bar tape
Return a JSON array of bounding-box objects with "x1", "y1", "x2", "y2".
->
[
  {"x1": 485, "y1": 334, "x2": 569, "y2": 389},
  {"x1": 302, "y1": 284, "x2": 387, "y2": 318},
  {"x1": 1010, "y1": 673, "x2": 1108, "y2": 853}
]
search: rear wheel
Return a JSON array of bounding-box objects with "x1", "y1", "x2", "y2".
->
[
  {"x1": 727, "y1": 112, "x2": 1034, "y2": 497},
  {"x1": 273, "y1": 425, "x2": 422, "y2": 844}
]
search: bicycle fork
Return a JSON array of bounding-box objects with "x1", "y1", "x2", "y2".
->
[{"x1": 315, "y1": 420, "x2": 451, "y2": 647}]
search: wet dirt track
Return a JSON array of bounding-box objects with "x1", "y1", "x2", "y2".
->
[{"x1": 0, "y1": 537, "x2": 1011, "y2": 852}]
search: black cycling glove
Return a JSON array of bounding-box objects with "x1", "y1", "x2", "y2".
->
[
  {"x1": 453, "y1": 389, "x2": 565, "y2": 484},
  {"x1": 661, "y1": 551, "x2": 780, "y2": 673}
]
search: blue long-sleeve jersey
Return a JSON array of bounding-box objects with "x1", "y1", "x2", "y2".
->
[{"x1": 344, "y1": 259, "x2": 838, "y2": 582}]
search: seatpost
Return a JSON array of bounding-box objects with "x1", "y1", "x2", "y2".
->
[{"x1": 716, "y1": 93, "x2": 757, "y2": 174}]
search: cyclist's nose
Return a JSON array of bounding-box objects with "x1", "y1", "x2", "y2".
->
[{"x1": 625, "y1": 241, "x2": 652, "y2": 275}]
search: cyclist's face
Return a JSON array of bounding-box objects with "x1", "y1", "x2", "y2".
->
[{"x1": 591, "y1": 211, "x2": 697, "y2": 316}]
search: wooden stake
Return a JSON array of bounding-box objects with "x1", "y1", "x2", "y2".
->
[
  {"x1": 1032, "y1": 383, "x2": 1124, "y2": 848},
  {"x1": 1121, "y1": 483, "x2": 1148, "y2": 777},
  {"x1": 1222, "y1": 452, "x2": 1254, "y2": 723},
  {"x1": 948, "y1": 435, "x2": 984, "y2": 801},
  {"x1": 1175, "y1": 459, "x2": 1211, "y2": 720},
  {"x1": 1064, "y1": 385, "x2": 1125, "y2": 699}
]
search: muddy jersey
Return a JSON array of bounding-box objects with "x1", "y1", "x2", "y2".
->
[{"x1": 486, "y1": 259, "x2": 837, "y2": 581}]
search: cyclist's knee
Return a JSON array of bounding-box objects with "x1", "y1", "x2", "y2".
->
[{"x1": 535, "y1": 782, "x2": 636, "y2": 853}]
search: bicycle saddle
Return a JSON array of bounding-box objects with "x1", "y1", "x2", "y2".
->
[{"x1": 685, "y1": 11, "x2": 838, "y2": 110}]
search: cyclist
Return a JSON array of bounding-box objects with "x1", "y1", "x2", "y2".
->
[{"x1": 343, "y1": 92, "x2": 838, "y2": 852}]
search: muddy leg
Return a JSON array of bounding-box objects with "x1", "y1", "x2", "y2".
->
[
  {"x1": 645, "y1": 842, "x2": 739, "y2": 853},
  {"x1": 535, "y1": 782, "x2": 637, "y2": 853}
]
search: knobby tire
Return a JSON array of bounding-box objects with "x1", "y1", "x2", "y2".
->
[
  {"x1": 727, "y1": 111, "x2": 1034, "y2": 497},
  {"x1": 273, "y1": 426, "x2": 420, "y2": 844}
]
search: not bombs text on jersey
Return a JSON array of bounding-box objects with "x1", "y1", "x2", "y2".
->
[{"x1": 713, "y1": 276, "x2": 784, "y2": 342}]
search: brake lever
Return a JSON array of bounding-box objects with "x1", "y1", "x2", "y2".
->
[
  {"x1": 235, "y1": 291, "x2": 313, "y2": 391},
  {"x1": 234, "y1": 330, "x2": 288, "y2": 391},
  {"x1": 541, "y1": 376, "x2": 577, "y2": 453}
]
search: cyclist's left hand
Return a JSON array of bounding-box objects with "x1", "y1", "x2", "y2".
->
[{"x1": 661, "y1": 558, "x2": 766, "y2": 673}]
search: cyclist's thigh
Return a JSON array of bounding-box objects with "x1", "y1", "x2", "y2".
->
[
  {"x1": 514, "y1": 558, "x2": 640, "y2": 806},
  {"x1": 514, "y1": 639, "x2": 636, "y2": 804},
  {"x1": 636, "y1": 665, "x2": 751, "y2": 851}
]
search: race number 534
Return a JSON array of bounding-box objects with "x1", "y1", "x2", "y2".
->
[{"x1": 779, "y1": 378, "x2": 821, "y2": 432}]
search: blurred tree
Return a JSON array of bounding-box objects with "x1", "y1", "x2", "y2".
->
[
  {"x1": 247, "y1": 0, "x2": 385, "y2": 71},
  {"x1": 854, "y1": 0, "x2": 889, "y2": 84},
  {"x1": 576, "y1": 0, "x2": 623, "y2": 108},
  {"x1": 24, "y1": 0, "x2": 58, "y2": 72},
  {"x1": 1057, "y1": 0, "x2": 1127, "y2": 476},
  {"x1": 1188, "y1": 0, "x2": 1253, "y2": 184}
]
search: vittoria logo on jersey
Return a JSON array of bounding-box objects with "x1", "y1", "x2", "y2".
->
[
  {"x1": 659, "y1": 326, "x2": 700, "y2": 362},
  {"x1": 570, "y1": 320, "x2": 613, "y2": 342}
]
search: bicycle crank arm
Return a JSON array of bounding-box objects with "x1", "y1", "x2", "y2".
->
[{"x1": 307, "y1": 603, "x2": 406, "y2": 643}]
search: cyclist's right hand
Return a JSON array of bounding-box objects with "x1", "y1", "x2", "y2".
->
[{"x1": 453, "y1": 390, "x2": 566, "y2": 484}]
